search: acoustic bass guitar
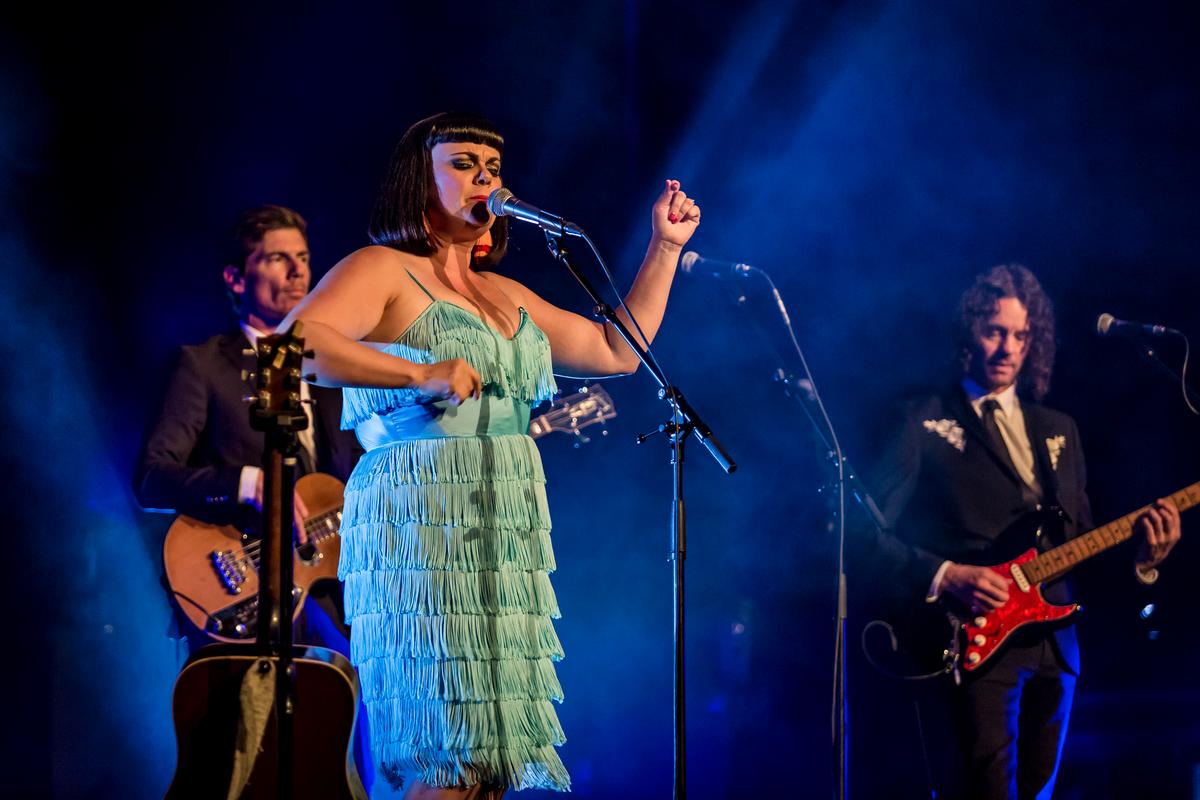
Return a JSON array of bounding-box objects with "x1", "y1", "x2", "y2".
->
[{"x1": 163, "y1": 383, "x2": 618, "y2": 642}]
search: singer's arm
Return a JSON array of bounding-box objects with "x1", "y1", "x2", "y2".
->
[
  {"x1": 279, "y1": 247, "x2": 483, "y2": 404},
  {"x1": 489, "y1": 179, "x2": 699, "y2": 377}
]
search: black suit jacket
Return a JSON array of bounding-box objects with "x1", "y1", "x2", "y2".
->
[
  {"x1": 866, "y1": 385, "x2": 1093, "y2": 673},
  {"x1": 134, "y1": 329, "x2": 362, "y2": 527}
]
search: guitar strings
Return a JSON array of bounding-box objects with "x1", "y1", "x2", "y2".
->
[{"x1": 224, "y1": 507, "x2": 343, "y2": 571}]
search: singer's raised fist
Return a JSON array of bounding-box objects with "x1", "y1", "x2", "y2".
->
[{"x1": 652, "y1": 179, "x2": 700, "y2": 247}]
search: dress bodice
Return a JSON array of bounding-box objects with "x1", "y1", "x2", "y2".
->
[{"x1": 341, "y1": 300, "x2": 558, "y2": 450}]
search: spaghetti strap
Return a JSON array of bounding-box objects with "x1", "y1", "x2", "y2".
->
[{"x1": 403, "y1": 269, "x2": 438, "y2": 302}]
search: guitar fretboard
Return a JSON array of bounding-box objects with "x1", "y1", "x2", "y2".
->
[
  {"x1": 238, "y1": 505, "x2": 344, "y2": 572},
  {"x1": 1022, "y1": 481, "x2": 1199, "y2": 585},
  {"x1": 303, "y1": 506, "x2": 343, "y2": 543}
]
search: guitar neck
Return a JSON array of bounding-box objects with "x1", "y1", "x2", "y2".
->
[{"x1": 1023, "y1": 480, "x2": 1200, "y2": 584}]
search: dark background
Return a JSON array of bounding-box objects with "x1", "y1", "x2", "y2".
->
[{"x1": 2, "y1": 1, "x2": 1197, "y2": 797}]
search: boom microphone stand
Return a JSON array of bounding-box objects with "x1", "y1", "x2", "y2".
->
[
  {"x1": 718, "y1": 263, "x2": 889, "y2": 800},
  {"x1": 541, "y1": 228, "x2": 736, "y2": 800}
]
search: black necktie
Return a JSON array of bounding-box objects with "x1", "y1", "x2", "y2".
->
[
  {"x1": 982, "y1": 399, "x2": 1018, "y2": 471},
  {"x1": 982, "y1": 399, "x2": 1038, "y2": 504}
]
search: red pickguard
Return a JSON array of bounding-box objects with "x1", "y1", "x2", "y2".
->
[{"x1": 960, "y1": 547, "x2": 1079, "y2": 671}]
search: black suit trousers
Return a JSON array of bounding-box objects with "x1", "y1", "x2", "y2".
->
[{"x1": 953, "y1": 632, "x2": 1076, "y2": 800}]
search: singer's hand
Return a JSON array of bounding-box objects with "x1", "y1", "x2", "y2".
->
[
  {"x1": 652, "y1": 179, "x2": 700, "y2": 248},
  {"x1": 418, "y1": 358, "x2": 483, "y2": 406}
]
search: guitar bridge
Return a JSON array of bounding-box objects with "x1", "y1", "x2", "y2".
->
[{"x1": 211, "y1": 549, "x2": 248, "y2": 594}]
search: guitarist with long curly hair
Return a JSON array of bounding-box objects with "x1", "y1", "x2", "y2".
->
[{"x1": 867, "y1": 263, "x2": 1182, "y2": 799}]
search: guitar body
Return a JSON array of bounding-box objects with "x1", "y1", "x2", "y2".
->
[
  {"x1": 163, "y1": 473, "x2": 344, "y2": 642},
  {"x1": 879, "y1": 508, "x2": 1080, "y2": 678},
  {"x1": 887, "y1": 476, "x2": 1199, "y2": 676},
  {"x1": 165, "y1": 643, "x2": 366, "y2": 800},
  {"x1": 957, "y1": 546, "x2": 1079, "y2": 671}
]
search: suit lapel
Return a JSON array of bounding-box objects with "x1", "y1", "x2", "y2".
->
[
  {"x1": 309, "y1": 385, "x2": 338, "y2": 467},
  {"x1": 1022, "y1": 403, "x2": 1062, "y2": 507},
  {"x1": 218, "y1": 329, "x2": 256, "y2": 394},
  {"x1": 945, "y1": 387, "x2": 1024, "y2": 487}
]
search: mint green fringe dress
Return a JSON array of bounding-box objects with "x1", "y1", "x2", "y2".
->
[{"x1": 338, "y1": 277, "x2": 569, "y2": 792}]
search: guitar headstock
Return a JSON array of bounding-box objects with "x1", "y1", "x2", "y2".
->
[
  {"x1": 247, "y1": 321, "x2": 311, "y2": 435},
  {"x1": 529, "y1": 384, "x2": 617, "y2": 445}
]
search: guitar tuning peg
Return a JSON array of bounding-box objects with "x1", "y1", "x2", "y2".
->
[
  {"x1": 303, "y1": 373, "x2": 317, "y2": 384},
  {"x1": 241, "y1": 370, "x2": 256, "y2": 382},
  {"x1": 303, "y1": 349, "x2": 315, "y2": 359},
  {"x1": 242, "y1": 348, "x2": 256, "y2": 358}
]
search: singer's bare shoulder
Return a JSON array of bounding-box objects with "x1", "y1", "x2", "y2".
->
[
  {"x1": 323, "y1": 245, "x2": 425, "y2": 280},
  {"x1": 291, "y1": 246, "x2": 435, "y2": 344}
]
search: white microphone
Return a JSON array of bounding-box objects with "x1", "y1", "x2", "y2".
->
[
  {"x1": 679, "y1": 251, "x2": 757, "y2": 278},
  {"x1": 1096, "y1": 313, "x2": 1181, "y2": 338},
  {"x1": 487, "y1": 188, "x2": 584, "y2": 238}
]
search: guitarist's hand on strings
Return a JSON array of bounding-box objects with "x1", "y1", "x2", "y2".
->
[
  {"x1": 943, "y1": 563, "x2": 1010, "y2": 613},
  {"x1": 252, "y1": 471, "x2": 311, "y2": 545},
  {"x1": 1135, "y1": 498, "x2": 1182, "y2": 572}
]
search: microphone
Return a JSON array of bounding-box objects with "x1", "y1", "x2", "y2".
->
[
  {"x1": 679, "y1": 251, "x2": 757, "y2": 278},
  {"x1": 1096, "y1": 313, "x2": 1181, "y2": 338},
  {"x1": 487, "y1": 188, "x2": 584, "y2": 238}
]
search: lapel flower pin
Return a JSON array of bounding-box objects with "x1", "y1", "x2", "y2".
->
[
  {"x1": 923, "y1": 418, "x2": 965, "y2": 452},
  {"x1": 1046, "y1": 434, "x2": 1067, "y2": 470}
]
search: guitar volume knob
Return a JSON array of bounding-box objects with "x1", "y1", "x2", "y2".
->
[
  {"x1": 974, "y1": 616, "x2": 988, "y2": 628},
  {"x1": 967, "y1": 652, "x2": 981, "y2": 664},
  {"x1": 972, "y1": 634, "x2": 986, "y2": 646}
]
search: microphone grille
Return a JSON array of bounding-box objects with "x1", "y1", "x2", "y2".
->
[
  {"x1": 680, "y1": 251, "x2": 700, "y2": 274},
  {"x1": 487, "y1": 188, "x2": 513, "y2": 217},
  {"x1": 1096, "y1": 313, "x2": 1115, "y2": 336}
]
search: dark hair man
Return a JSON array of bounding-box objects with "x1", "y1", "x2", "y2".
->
[
  {"x1": 135, "y1": 205, "x2": 361, "y2": 646},
  {"x1": 868, "y1": 264, "x2": 1181, "y2": 798}
]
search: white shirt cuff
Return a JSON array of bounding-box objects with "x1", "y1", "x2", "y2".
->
[
  {"x1": 238, "y1": 466, "x2": 262, "y2": 505},
  {"x1": 927, "y1": 560, "x2": 953, "y2": 602}
]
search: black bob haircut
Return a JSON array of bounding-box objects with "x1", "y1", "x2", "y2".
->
[{"x1": 368, "y1": 112, "x2": 508, "y2": 268}]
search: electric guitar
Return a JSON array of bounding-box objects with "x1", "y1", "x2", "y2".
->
[
  {"x1": 163, "y1": 384, "x2": 618, "y2": 642},
  {"x1": 936, "y1": 480, "x2": 1197, "y2": 673}
]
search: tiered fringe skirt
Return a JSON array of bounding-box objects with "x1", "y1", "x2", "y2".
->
[{"x1": 339, "y1": 434, "x2": 571, "y2": 792}]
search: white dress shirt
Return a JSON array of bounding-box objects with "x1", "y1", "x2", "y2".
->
[
  {"x1": 237, "y1": 322, "x2": 318, "y2": 504},
  {"x1": 927, "y1": 380, "x2": 1041, "y2": 601}
]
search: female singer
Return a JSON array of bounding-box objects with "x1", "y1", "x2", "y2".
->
[{"x1": 282, "y1": 112, "x2": 699, "y2": 798}]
